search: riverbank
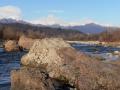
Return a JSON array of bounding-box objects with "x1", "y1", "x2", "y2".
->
[
  {"x1": 67, "y1": 40, "x2": 100, "y2": 45},
  {"x1": 67, "y1": 40, "x2": 120, "y2": 47},
  {"x1": 1, "y1": 38, "x2": 120, "y2": 90},
  {"x1": 1, "y1": 39, "x2": 120, "y2": 50}
]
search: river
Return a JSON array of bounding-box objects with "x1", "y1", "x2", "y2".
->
[
  {"x1": 0, "y1": 50, "x2": 26, "y2": 90},
  {"x1": 72, "y1": 43, "x2": 120, "y2": 61}
]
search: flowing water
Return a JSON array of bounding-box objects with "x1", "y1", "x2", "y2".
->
[
  {"x1": 0, "y1": 44, "x2": 120, "y2": 90},
  {"x1": 0, "y1": 49, "x2": 26, "y2": 90},
  {"x1": 72, "y1": 43, "x2": 120, "y2": 61}
]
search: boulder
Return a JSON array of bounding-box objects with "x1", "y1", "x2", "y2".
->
[
  {"x1": 113, "y1": 51, "x2": 120, "y2": 55},
  {"x1": 4, "y1": 40, "x2": 19, "y2": 52},
  {"x1": 11, "y1": 67, "x2": 55, "y2": 90},
  {"x1": 11, "y1": 67, "x2": 75, "y2": 90},
  {"x1": 21, "y1": 38, "x2": 76, "y2": 82},
  {"x1": 109, "y1": 60, "x2": 120, "y2": 66},
  {"x1": 18, "y1": 35, "x2": 35, "y2": 50},
  {"x1": 12, "y1": 38, "x2": 120, "y2": 90}
]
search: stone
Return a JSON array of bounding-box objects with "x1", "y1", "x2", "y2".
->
[
  {"x1": 21, "y1": 38, "x2": 76, "y2": 82},
  {"x1": 11, "y1": 67, "x2": 55, "y2": 90},
  {"x1": 18, "y1": 35, "x2": 35, "y2": 50},
  {"x1": 11, "y1": 67, "x2": 75, "y2": 90},
  {"x1": 4, "y1": 40, "x2": 19, "y2": 52},
  {"x1": 12, "y1": 38, "x2": 120, "y2": 90},
  {"x1": 114, "y1": 51, "x2": 120, "y2": 55}
]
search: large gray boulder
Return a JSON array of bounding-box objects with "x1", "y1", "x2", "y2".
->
[{"x1": 21, "y1": 38, "x2": 77, "y2": 82}]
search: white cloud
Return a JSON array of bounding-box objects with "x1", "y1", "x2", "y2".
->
[
  {"x1": 31, "y1": 15, "x2": 99, "y2": 26},
  {"x1": 0, "y1": 5, "x2": 22, "y2": 20},
  {"x1": 31, "y1": 15, "x2": 69, "y2": 26},
  {"x1": 30, "y1": 15, "x2": 113, "y2": 27},
  {"x1": 48, "y1": 10, "x2": 64, "y2": 13}
]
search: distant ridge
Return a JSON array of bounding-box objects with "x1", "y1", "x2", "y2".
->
[
  {"x1": 0, "y1": 18, "x2": 119, "y2": 34},
  {"x1": 64, "y1": 23, "x2": 106, "y2": 34}
]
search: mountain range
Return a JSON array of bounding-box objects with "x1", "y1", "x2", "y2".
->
[
  {"x1": 0, "y1": 18, "x2": 118, "y2": 34},
  {"x1": 64, "y1": 23, "x2": 106, "y2": 34}
]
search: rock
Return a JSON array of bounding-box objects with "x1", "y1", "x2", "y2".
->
[
  {"x1": 11, "y1": 67, "x2": 75, "y2": 90},
  {"x1": 114, "y1": 51, "x2": 120, "y2": 55},
  {"x1": 109, "y1": 60, "x2": 120, "y2": 66},
  {"x1": 18, "y1": 35, "x2": 35, "y2": 50},
  {"x1": 12, "y1": 38, "x2": 120, "y2": 90},
  {"x1": 11, "y1": 67, "x2": 55, "y2": 90},
  {"x1": 21, "y1": 38, "x2": 77, "y2": 82},
  {"x1": 106, "y1": 53, "x2": 113, "y2": 57},
  {"x1": 73, "y1": 59, "x2": 120, "y2": 90},
  {"x1": 4, "y1": 40, "x2": 19, "y2": 52}
]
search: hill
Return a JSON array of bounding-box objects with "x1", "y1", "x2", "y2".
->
[
  {"x1": 65, "y1": 23, "x2": 106, "y2": 34},
  {"x1": 0, "y1": 19, "x2": 85, "y2": 41}
]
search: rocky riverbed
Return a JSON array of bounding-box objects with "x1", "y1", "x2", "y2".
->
[
  {"x1": 11, "y1": 38, "x2": 120, "y2": 90},
  {"x1": 1, "y1": 39, "x2": 120, "y2": 90}
]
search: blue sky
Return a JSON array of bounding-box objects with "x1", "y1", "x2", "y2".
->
[{"x1": 0, "y1": 0, "x2": 120, "y2": 26}]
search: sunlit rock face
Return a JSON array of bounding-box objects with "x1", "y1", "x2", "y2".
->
[
  {"x1": 11, "y1": 67, "x2": 76, "y2": 90},
  {"x1": 11, "y1": 38, "x2": 120, "y2": 90},
  {"x1": 11, "y1": 67, "x2": 56, "y2": 90},
  {"x1": 18, "y1": 35, "x2": 35, "y2": 50},
  {"x1": 21, "y1": 38, "x2": 71, "y2": 67},
  {"x1": 21, "y1": 38, "x2": 78, "y2": 82},
  {"x1": 4, "y1": 40, "x2": 19, "y2": 52}
]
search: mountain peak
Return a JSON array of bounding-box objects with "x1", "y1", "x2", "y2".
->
[
  {"x1": 83, "y1": 23, "x2": 102, "y2": 26},
  {"x1": 0, "y1": 18, "x2": 17, "y2": 23},
  {"x1": 0, "y1": 18, "x2": 30, "y2": 25},
  {"x1": 64, "y1": 23, "x2": 106, "y2": 34}
]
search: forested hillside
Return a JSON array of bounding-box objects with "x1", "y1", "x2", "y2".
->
[
  {"x1": 0, "y1": 23, "x2": 86, "y2": 41},
  {"x1": 0, "y1": 22, "x2": 120, "y2": 42}
]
